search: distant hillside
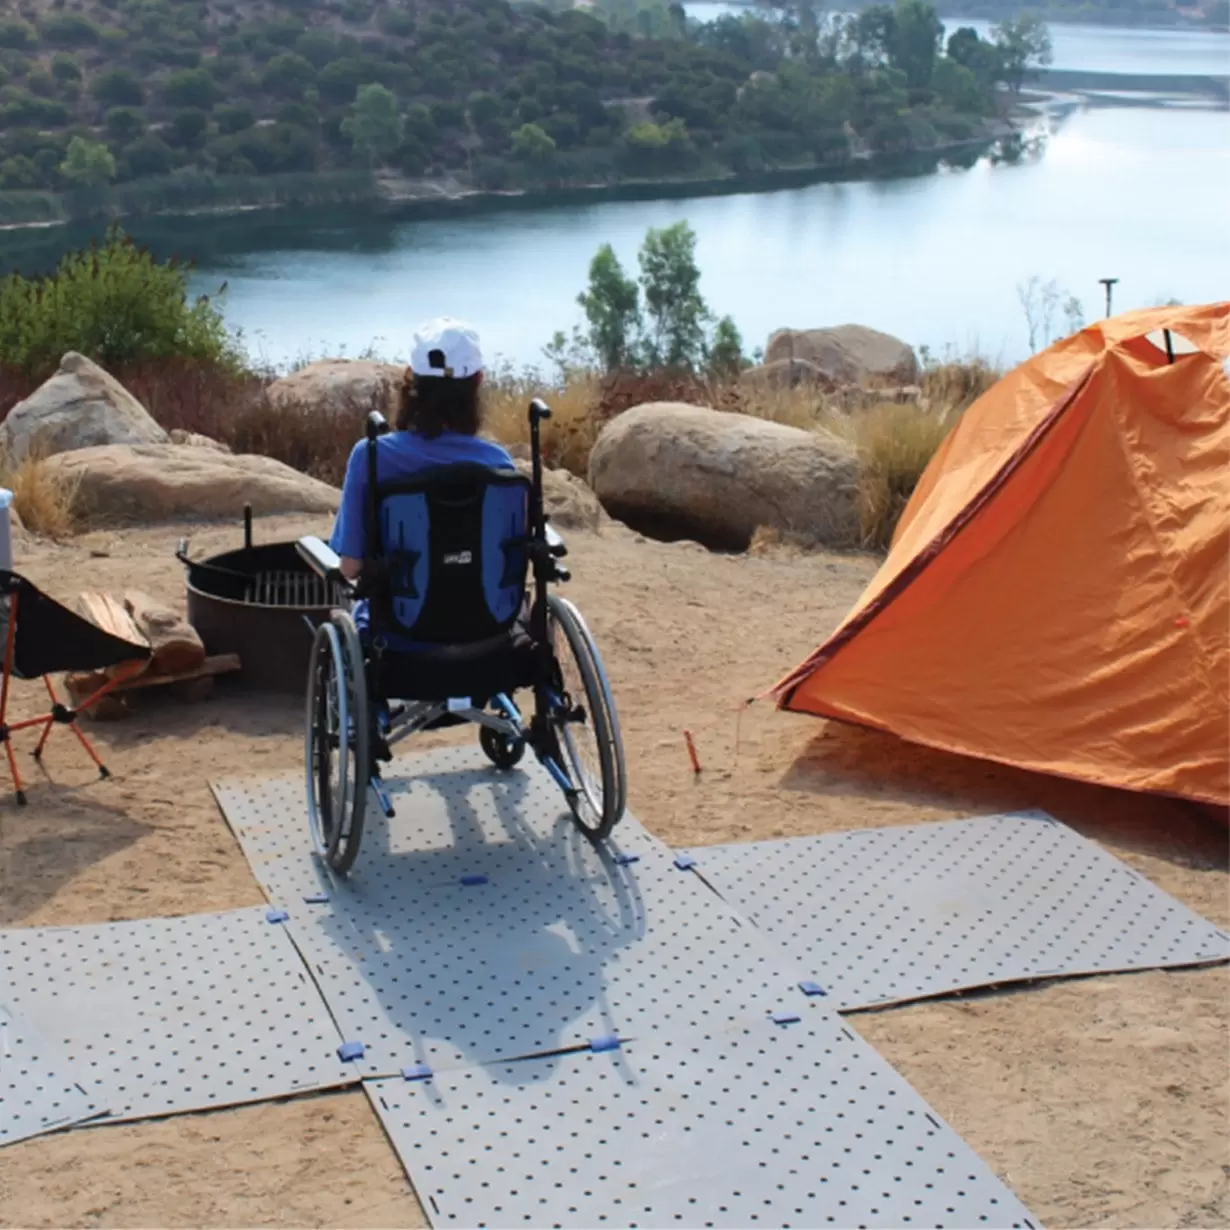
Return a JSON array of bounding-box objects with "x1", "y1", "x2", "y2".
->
[{"x1": 0, "y1": 0, "x2": 1033, "y2": 224}]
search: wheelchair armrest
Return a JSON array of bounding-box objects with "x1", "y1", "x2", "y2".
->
[
  {"x1": 296, "y1": 536, "x2": 351, "y2": 590},
  {"x1": 544, "y1": 522, "x2": 567, "y2": 558}
]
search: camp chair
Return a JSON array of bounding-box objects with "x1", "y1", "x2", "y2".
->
[
  {"x1": 296, "y1": 398, "x2": 628, "y2": 874},
  {"x1": 0, "y1": 571, "x2": 151, "y2": 804}
]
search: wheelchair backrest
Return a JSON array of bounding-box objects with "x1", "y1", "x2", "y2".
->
[{"x1": 370, "y1": 463, "x2": 531, "y2": 644}]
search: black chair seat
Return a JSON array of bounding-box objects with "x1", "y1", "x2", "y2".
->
[{"x1": 373, "y1": 623, "x2": 539, "y2": 705}]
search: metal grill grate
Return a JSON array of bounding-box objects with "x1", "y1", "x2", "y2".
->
[{"x1": 242, "y1": 570, "x2": 340, "y2": 608}]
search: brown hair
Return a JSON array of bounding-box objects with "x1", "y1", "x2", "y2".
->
[{"x1": 394, "y1": 369, "x2": 483, "y2": 438}]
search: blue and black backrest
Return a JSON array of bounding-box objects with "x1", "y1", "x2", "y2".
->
[{"x1": 367, "y1": 463, "x2": 531, "y2": 646}]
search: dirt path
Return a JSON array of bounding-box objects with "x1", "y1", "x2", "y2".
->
[{"x1": 0, "y1": 516, "x2": 1225, "y2": 1229}]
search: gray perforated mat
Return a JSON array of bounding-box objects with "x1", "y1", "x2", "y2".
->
[
  {"x1": 216, "y1": 748, "x2": 811, "y2": 1076},
  {"x1": 680, "y1": 814, "x2": 1230, "y2": 1011},
  {"x1": 366, "y1": 1013, "x2": 1038, "y2": 1230},
  {"x1": 0, "y1": 908, "x2": 357, "y2": 1124},
  {"x1": 1, "y1": 1002, "x2": 101, "y2": 1145}
]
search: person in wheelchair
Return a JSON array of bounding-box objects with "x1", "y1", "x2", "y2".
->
[{"x1": 296, "y1": 318, "x2": 627, "y2": 874}]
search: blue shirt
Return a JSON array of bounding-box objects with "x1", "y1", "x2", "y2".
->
[{"x1": 329, "y1": 430, "x2": 516, "y2": 642}]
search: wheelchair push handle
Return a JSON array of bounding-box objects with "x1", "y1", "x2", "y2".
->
[
  {"x1": 529, "y1": 398, "x2": 551, "y2": 424},
  {"x1": 366, "y1": 410, "x2": 391, "y2": 441}
]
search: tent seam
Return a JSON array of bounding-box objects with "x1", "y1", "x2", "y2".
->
[{"x1": 769, "y1": 366, "x2": 1096, "y2": 705}]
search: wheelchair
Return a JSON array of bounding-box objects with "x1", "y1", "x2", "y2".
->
[{"x1": 295, "y1": 398, "x2": 627, "y2": 874}]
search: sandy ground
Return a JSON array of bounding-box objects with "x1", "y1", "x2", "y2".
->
[{"x1": 0, "y1": 514, "x2": 1226, "y2": 1230}]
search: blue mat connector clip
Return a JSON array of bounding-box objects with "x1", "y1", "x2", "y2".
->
[
  {"x1": 402, "y1": 1063, "x2": 432, "y2": 1081},
  {"x1": 798, "y1": 980, "x2": 827, "y2": 997},
  {"x1": 337, "y1": 1040, "x2": 366, "y2": 1062},
  {"x1": 674, "y1": 853, "x2": 697, "y2": 870},
  {"x1": 771, "y1": 1011, "x2": 802, "y2": 1026},
  {"x1": 460, "y1": 874, "x2": 489, "y2": 887},
  {"x1": 588, "y1": 1034, "x2": 621, "y2": 1053},
  {"x1": 266, "y1": 907, "x2": 289, "y2": 924},
  {"x1": 615, "y1": 852, "x2": 640, "y2": 866},
  {"x1": 303, "y1": 892, "x2": 329, "y2": 904}
]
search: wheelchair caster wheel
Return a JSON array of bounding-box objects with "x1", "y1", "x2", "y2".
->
[{"x1": 480, "y1": 725, "x2": 525, "y2": 770}]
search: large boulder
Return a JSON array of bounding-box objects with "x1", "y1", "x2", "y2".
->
[
  {"x1": 513, "y1": 459, "x2": 602, "y2": 532},
  {"x1": 267, "y1": 359, "x2": 405, "y2": 418},
  {"x1": 43, "y1": 444, "x2": 340, "y2": 526},
  {"x1": 765, "y1": 325, "x2": 919, "y2": 388},
  {"x1": 0, "y1": 352, "x2": 168, "y2": 463},
  {"x1": 587, "y1": 402, "x2": 859, "y2": 551},
  {"x1": 739, "y1": 357, "x2": 837, "y2": 395}
]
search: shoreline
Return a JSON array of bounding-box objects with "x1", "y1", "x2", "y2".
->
[{"x1": 0, "y1": 129, "x2": 1017, "y2": 240}]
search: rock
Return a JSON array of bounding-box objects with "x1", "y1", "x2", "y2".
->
[
  {"x1": 170, "y1": 429, "x2": 231, "y2": 453},
  {"x1": 267, "y1": 359, "x2": 405, "y2": 418},
  {"x1": 0, "y1": 352, "x2": 168, "y2": 463},
  {"x1": 739, "y1": 358, "x2": 837, "y2": 394},
  {"x1": 43, "y1": 444, "x2": 340, "y2": 526},
  {"x1": 765, "y1": 325, "x2": 920, "y2": 388},
  {"x1": 513, "y1": 459, "x2": 602, "y2": 532},
  {"x1": 587, "y1": 402, "x2": 859, "y2": 551}
]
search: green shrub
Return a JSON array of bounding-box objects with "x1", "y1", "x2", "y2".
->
[
  {"x1": 0, "y1": 227, "x2": 237, "y2": 380},
  {"x1": 216, "y1": 103, "x2": 256, "y2": 134},
  {"x1": 105, "y1": 107, "x2": 146, "y2": 143},
  {"x1": 90, "y1": 68, "x2": 144, "y2": 107},
  {"x1": 0, "y1": 20, "x2": 37, "y2": 51},
  {"x1": 39, "y1": 14, "x2": 102, "y2": 48}
]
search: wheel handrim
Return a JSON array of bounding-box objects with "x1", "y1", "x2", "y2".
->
[{"x1": 552, "y1": 626, "x2": 608, "y2": 822}]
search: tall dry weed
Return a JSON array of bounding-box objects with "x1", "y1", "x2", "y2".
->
[
  {"x1": 856, "y1": 402, "x2": 956, "y2": 551},
  {"x1": 1, "y1": 452, "x2": 80, "y2": 538}
]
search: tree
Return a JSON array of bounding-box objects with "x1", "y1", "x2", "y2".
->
[
  {"x1": 1017, "y1": 275, "x2": 1062, "y2": 353},
  {"x1": 216, "y1": 104, "x2": 256, "y2": 135},
  {"x1": 577, "y1": 244, "x2": 641, "y2": 371},
  {"x1": 946, "y1": 26, "x2": 1002, "y2": 88},
  {"x1": 992, "y1": 15, "x2": 1052, "y2": 93},
  {"x1": 162, "y1": 68, "x2": 219, "y2": 109},
  {"x1": 341, "y1": 83, "x2": 403, "y2": 167},
  {"x1": 0, "y1": 20, "x2": 36, "y2": 50},
  {"x1": 511, "y1": 122, "x2": 556, "y2": 162},
  {"x1": 889, "y1": 0, "x2": 943, "y2": 90},
  {"x1": 262, "y1": 52, "x2": 315, "y2": 99},
  {"x1": 90, "y1": 68, "x2": 144, "y2": 107},
  {"x1": 638, "y1": 220, "x2": 709, "y2": 368},
  {"x1": 708, "y1": 315, "x2": 745, "y2": 375},
  {"x1": 104, "y1": 106, "x2": 145, "y2": 143},
  {"x1": 60, "y1": 136, "x2": 116, "y2": 188},
  {"x1": 170, "y1": 108, "x2": 210, "y2": 149}
]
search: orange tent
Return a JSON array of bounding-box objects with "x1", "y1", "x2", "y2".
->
[{"x1": 770, "y1": 302, "x2": 1230, "y2": 807}]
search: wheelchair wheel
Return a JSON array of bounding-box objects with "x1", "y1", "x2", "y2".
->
[
  {"x1": 305, "y1": 611, "x2": 369, "y2": 874},
  {"x1": 544, "y1": 594, "x2": 627, "y2": 841},
  {"x1": 480, "y1": 723, "x2": 526, "y2": 770}
]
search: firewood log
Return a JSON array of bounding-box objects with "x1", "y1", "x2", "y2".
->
[
  {"x1": 76, "y1": 591, "x2": 150, "y2": 679},
  {"x1": 123, "y1": 590, "x2": 206, "y2": 676}
]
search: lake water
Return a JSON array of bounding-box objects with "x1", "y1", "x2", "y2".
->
[
  {"x1": 3, "y1": 10, "x2": 1227, "y2": 371},
  {"x1": 166, "y1": 104, "x2": 1226, "y2": 371}
]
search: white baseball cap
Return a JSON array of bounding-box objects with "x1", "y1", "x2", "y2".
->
[{"x1": 409, "y1": 317, "x2": 484, "y2": 378}]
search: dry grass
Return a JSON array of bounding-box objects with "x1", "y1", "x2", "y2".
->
[
  {"x1": 854, "y1": 402, "x2": 957, "y2": 550},
  {"x1": 0, "y1": 354, "x2": 994, "y2": 553},
  {"x1": 1, "y1": 452, "x2": 80, "y2": 539}
]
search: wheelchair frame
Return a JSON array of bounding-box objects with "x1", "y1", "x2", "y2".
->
[{"x1": 296, "y1": 397, "x2": 627, "y2": 873}]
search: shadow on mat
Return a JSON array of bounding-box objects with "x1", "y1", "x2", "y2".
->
[
  {"x1": 782, "y1": 723, "x2": 1228, "y2": 871},
  {"x1": 305, "y1": 764, "x2": 645, "y2": 1085}
]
